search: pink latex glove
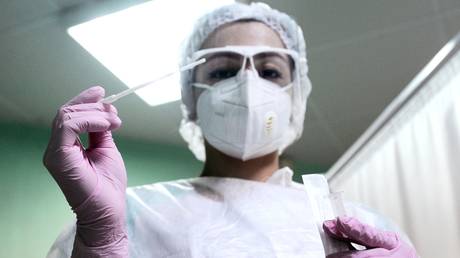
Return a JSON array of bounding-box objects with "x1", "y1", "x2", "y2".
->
[
  {"x1": 43, "y1": 86, "x2": 128, "y2": 257},
  {"x1": 323, "y1": 216, "x2": 418, "y2": 258}
]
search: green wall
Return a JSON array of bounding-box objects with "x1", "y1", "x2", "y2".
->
[{"x1": 0, "y1": 121, "x2": 325, "y2": 257}]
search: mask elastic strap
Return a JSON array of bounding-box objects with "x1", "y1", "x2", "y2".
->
[
  {"x1": 282, "y1": 83, "x2": 294, "y2": 91},
  {"x1": 192, "y1": 82, "x2": 213, "y2": 90}
]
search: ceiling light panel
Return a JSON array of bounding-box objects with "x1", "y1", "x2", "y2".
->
[{"x1": 68, "y1": 0, "x2": 233, "y2": 106}]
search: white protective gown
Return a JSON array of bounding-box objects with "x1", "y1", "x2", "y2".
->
[{"x1": 47, "y1": 167, "x2": 405, "y2": 258}]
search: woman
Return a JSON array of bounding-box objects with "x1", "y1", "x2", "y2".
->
[{"x1": 44, "y1": 3, "x2": 417, "y2": 258}]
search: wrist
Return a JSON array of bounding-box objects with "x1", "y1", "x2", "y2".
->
[
  {"x1": 76, "y1": 218, "x2": 127, "y2": 247},
  {"x1": 72, "y1": 229, "x2": 128, "y2": 258}
]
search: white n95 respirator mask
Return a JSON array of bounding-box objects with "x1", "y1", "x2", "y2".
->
[{"x1": 193, "y1": 66, "x2": 292, "y2": 161}]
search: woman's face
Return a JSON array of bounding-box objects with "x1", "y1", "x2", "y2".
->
[{"x1": 193, "y1": 21, "x2": 292, "y2": 96}]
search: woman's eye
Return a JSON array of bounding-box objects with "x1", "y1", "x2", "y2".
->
[
  {"x1": 260, "y1": 69, "x2": 282, "y2": 79},
  {"x1": 209, "y1": 69, "x2": 238, "y2": 80}
]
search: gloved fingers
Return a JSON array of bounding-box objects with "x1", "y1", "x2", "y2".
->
[
  {"x1": 64, "y1": 86, "x2": 105, "y2": 106},
  {"x1": 61, "y1": 110, "x2": 120, "y2": 122},
  {"x1": 60, "y1": 102, "x2": 118, "y2": 115},
  {"x1": 59, "y1": 114, "x2": 121, "y2": 147},
  {"x1": 88, "y1": 131, "x2": 118, "y2": 149},
  {"x1": 56, "y1": 105, "x2": 118, "y2": 129},
  {"x1": 323, "y1": 218, "x2": 349, "y2": 241},
  {"x1": 326, "y1": 247, "x2": 389, "y2": 258},
  {"x1": 59, "y1": 110, "x2": 121, "y2": 133},
  {"x1": 87, "y1": 143, "x2": 127, "y2": 186},
  {"x1": 51, "y1": 87, "x2": 111, "y2": 133},
  {"x1": 335, "y1": 216, "x2": 399, "y2": 250}
]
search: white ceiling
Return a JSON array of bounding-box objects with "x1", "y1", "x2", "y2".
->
[{"x1": 0, "y1": 0, "x2": 459, "y2": 168}]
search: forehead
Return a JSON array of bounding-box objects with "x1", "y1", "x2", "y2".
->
[{"x1": 200, "y1": 21, "x2": 286, "y2": 49}]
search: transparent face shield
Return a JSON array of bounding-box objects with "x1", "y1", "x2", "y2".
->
[{"x1": 189, "y1": 45, "x2": 300, "y2": 89}]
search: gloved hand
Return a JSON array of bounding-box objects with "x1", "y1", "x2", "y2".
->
[
  {"x1": 43, "y1": 86, "x2": 128, "y2": 257},
  {"x1": 323, "y1": 216, "x2": 418, "y2": 258}
]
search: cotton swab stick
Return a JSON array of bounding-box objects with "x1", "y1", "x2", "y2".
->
[{"x1": 100, "y1": 58, "x2": 206, "y2": 104}]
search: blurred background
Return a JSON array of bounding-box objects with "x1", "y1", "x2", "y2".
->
[{"x1": 0, "y1": 0, "x2": 459, "y2": 257}]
